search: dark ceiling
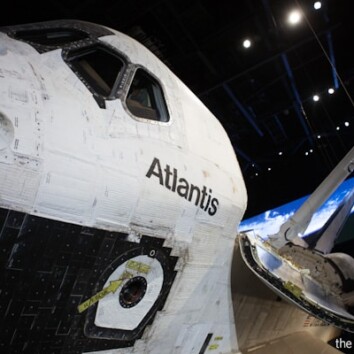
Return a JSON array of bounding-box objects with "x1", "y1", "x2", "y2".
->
[{"x1": 2, "y1": 0, "x2": 353, "y2": 218}]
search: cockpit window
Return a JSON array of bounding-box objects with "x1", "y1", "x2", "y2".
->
[
  {"x1": 13, "y1": 28, "x2": 89, "y2": 46},
  {"x1": 66, "y1": 45, "x2": 124, "y2": 98},
  {"x1": 126, "y1": 69, "x2": 169, "y2": 122}
]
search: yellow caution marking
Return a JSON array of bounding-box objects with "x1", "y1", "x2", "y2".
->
[
  {"x1": 283, "y1": 281, "x2": 303, "y2": 299},
  {"x1": 208, "y1": 344, "x2": 219, "y2": 350},
  {"x1": 77, "y1": 271, "x2": 133, "y2": 313},
  {"x1": 214, "y1": 336, "x2": 223, "y2": 341},
  {"x1": 126, "y1": 260, "x2": 151, "y2": 274}
]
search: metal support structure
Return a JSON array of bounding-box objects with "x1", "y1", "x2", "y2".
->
[
  {"x1": 261, "y1": 0, "x2": 278, "y2": 31},
  {"x1": 269, "y1": 146, "x2": 354, "y2": 249},
  {"x1": 326, "y1": 31, "x2": 339, "y2": 90},
  {"x1": 234, "y1": 146, "x2": 261, "y2": 172},
  {"x1": 198, "y1": 25, "x2": 339, "y2": 97},
  {"x1": 281, "y1": 53, "x2": 313, "y2": 144},
  {"x1": 222, "y1": 83, "x2": 263, "y2": 137},
  {"x1": 274, "y1": 114, "x2": 288, "y2": 140},
  {"x1": 162, "y1": 1, "x2": 264, "y2": 139},
  {"x1": 314, "y1": 189, "x2": 354, "y2": 254}
]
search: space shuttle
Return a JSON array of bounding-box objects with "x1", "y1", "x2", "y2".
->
[{"x1": 0, "y1": 20, "x2": 352, "y2": 353}]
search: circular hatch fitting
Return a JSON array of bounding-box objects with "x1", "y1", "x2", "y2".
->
[{"x1": 119, "y1": 276, "x2": 147, "y2": 308}]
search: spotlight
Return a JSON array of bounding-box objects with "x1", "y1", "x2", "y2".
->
[
  {"x1": 305, "y1": 152, "x2": 309, "y2": 156},
  {"x1": 317, "y1": 135, "x2": 321, "y2": 139},
  {"x1": 328, "y1": 88, "x2": 334, "y2": 94},
  {"x1": 314, "y1": 2, "x2": 322, "y2": 10},
  {"x1": 268, "y1": 167, "x2": 272, "y2": 171},
  {"x1": 313, "y1": 94, "x2": 320, "y2": 101},
  {"x1": 345, "y1": 122, "x2": 350, "y2": 127},
  {"x1": 309, "y1": 149, "x2": 313, "y2": 153},
  {"x1": 288, "y1": 10, "x2": 302, "y2": 25},
  {"x1": 278, "y1": 151, "x2": 283, "y2": 156},
  {"x1": 243, "y1": 39, "x2": 251, "y2": 48},
  {"x1": 336, "y1": 126, "x2": 340, "y2": 131}
]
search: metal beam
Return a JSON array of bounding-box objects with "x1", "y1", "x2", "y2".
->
[
  {"x1": 326, "y1": 31, "x2": 339, "y2": 90},
  {"x1": 198, "y1": 24, "x2": 339, "y2": 97},
  {"x1": 274, "y1": 114, "x2": 288, "y2": 140},
  {"x1": 261, "y1": 0, "x2": 279, "y2": 32},
  {"x1": 222, "y1": 83, "x2": 263, "y2": 137},
  {"x1": 281, "y1": 53, "x2": 313, "y2": 144},
  {"x1": 234, "y1": 146, "x2": 261, "y2": 172}
]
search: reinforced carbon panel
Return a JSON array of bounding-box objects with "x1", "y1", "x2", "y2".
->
[{"x1": 0, "y1": 208, "x2": 178, "y2": 353}]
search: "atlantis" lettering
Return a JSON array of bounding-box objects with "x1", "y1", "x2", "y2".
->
[{"x1": 146, "y1": 157, "x2": 219, "y2": 216}]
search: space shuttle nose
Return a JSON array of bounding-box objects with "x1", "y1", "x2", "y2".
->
[{"x1": 0, "y1": 19, "x2": 247, "y2": 354}]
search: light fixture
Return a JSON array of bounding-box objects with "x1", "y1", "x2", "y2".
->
[
  {"x1": 336, "y1": 126, "x2": 340, "y2": 131},
  {"x1": 255, "y1": 173, "x2": 259, "y2": 176},
  {"x1": 328, "y1": 88, "x2": 334, "y2": 94},
  {"x1": 317, "y1": 135, "x2": 321, "y2": 139},
  {"x1": 268, "y1": 167, "x2": 272, "y2": 171},
  {"x1": 288, "y1": 10, "x2": 302, "y2": 25},
  {"x1": 314, "y1": 2, "x2": 322, "y2": 10},
  {"x1": 313, "y1": 94, "x2": 320, "y2": 102},
  {"x1": 243, "y1": 39, "x2": 251, "y2": 49},
  {"x1": 278, "y1": 151, "x2": 283, "y2": 156},
  {"x1": 345, "y1": 122, "x2": 350, "y2": 127},
  {"x1": 305, "y1": 152, "x2": 309, "y2": 156},
  {"x1": 309, "y1": 149, "x2": 313, "y2": 153}
]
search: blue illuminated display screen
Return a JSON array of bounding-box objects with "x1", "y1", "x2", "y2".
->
[{"x1": 239, "y1": 177, "x2": 354, "y2": 239}]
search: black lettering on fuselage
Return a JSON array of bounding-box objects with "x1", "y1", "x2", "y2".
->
[
  {"x1": 146, "y1": 157, "x2": 164, "y2": 185},
  {"x1": 164, "y1": 164, "x2": 173, "y2": 189},
  {"x1": 146, "y1": 158, "x2": 219, "y2": 215},
  {"x1": 208, "y1": 198, "x2": 219, "y2": 216},
  {"x1": 188, "y1": 184, "x2": 201, "y2": 206},
  {"x1": 177, "y1": 178, "x2": 189, "y2": 199}
]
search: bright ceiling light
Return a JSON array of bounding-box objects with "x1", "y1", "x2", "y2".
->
[
  {"x1": 288, "y1": 10, "x2": 302, "y2": 25},
  {"x1": 345, "y1": 121, "x2": 350, "y2": 127},
  {"x1": 268, "y1": 167, "x2": 272, "y2": 171},
  {"x1": 328, "y1": 88, "x2": 334, "y2": 94},
  {"x1": 243, "y1": 39, "x2": 251, "y2": 48},
  {"x1": 278, "y1": 151, "x2": 283, "y2": 156},
  {"x1": 336, "y1": 126, "x2": 340, "y2": 131},
  {"x1": 317, "y1": 135, "x2": 321, "y2": 139},
  {"x1": 313, "y1": 94, "x2": 320, "y2": 101},
  {"x1": 314, "y1": 2, "x2": 322, "y2": 10},
  {"x1": 309, "y1": 149, "x2": 313, "y2": 153},
  {"x1": 305, "y1": 152, "x2": 309, "y2": 156}
]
